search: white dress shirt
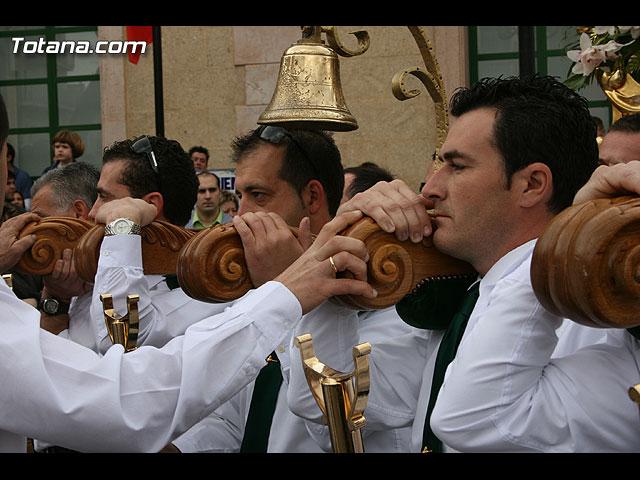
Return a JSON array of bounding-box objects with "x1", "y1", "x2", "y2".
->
[
  {"x1": 0, "y1": 278, "x2": 302, "y2": 452},
  {"x1": 288, "y1": 240, "x2": 631, "y2": 452},
  {"x1": 431, "y1": 240, "x2": 640, "y2": 452},
  {"x1": 90, "y1": 235, "x2": 231, "y2": 354},
  {"x1": 175, "y1": 302, "x2": 417, "y2": 453}
]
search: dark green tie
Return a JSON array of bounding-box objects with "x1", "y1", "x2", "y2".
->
[
  {"x1": 163, "y1": 274, "x2": 180, "y2": 291},
  {"x1": 421, "y1": 281, "x2": 480, "y2": 452},
  {"x1": 239, "y1": 352, "x2": 283, "y2": 453}
]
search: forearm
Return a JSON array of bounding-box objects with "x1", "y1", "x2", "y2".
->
[{"x1": 0, "y1": 281, "x2": 302, "y2": 452}]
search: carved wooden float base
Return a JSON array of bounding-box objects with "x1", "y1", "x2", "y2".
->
[
  {"x1": 532, "y1": 196, "x2": 640, "y2": 329},
  {"x1": 15, "y1": 216, "x2": 476, "y2": 310}
]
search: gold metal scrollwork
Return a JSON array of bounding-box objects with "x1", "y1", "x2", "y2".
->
[
  {"x1": 392, "y1": 26, "x2": 449, "y2": 170},
  {"x1": 294, "y1": 333, "x2": 371, "y2": 453},
  {"x1": 100, "y1": 294, "x2": 140, "y2": 353},
  {"x1": 321, "y1": 26, "x2": 370, "y2": 58}
]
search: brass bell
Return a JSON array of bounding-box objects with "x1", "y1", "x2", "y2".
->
[{"x1": 258, "y1": 28, "x2": 358, "y2": 132}]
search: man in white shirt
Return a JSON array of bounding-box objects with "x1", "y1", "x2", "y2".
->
[
  {"x1": 0, "y1": 91, "x2": 376, "y2": 452},
  {"x1": 288, "y1": 75, "x2": 640, "y2": 452},
  {"x1": 217, "y1": 126, "x2": 416, "y2": 453}
]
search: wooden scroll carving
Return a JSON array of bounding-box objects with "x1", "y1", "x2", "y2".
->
[
  {"x1": 175, "y1": 216, "x2": 476, "y2": 309},
  {"x1": 14, "y1": 215, "x2": 476, "y2": 310},
  {"x1": 531, "y1": 196, "x2": 640, "y2": 329},
  {"x1": 329, "y1": 216, "x2": 476, "y2": 309},
  {"x1": 73, "y1": 220, "x2": 197, "y2": 283},
  {"x1": 14, "y1": 217, "x2": 94, "y2": 276},
  {"x1": 15, "y1": 217, "x2": 197, "y2": 283}
]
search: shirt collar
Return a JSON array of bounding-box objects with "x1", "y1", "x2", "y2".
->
[
  {"x1": 480, "y1": 239, "x2": 538, "y2": 290},
  {"x1": 193, "y1": 208, "x2": 223, "y2": 228}
]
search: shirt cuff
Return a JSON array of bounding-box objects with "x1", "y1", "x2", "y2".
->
[{"x1": 98, "y1": 234, "x2": 143, "y2": 269}]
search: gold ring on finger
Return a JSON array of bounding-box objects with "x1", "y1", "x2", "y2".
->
[{"x1": 329, "y1": 255, "x2": 338, "y2": 274}]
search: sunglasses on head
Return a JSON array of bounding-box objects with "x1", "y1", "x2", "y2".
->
[
  {"x1": 257, "y1": 125, "x2": 320, "y2": 177},
  {"x1": 131, "y1": 136, "x2": 159, "y2": 175}
]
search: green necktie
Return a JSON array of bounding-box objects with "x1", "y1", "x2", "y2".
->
[
  {"x1": 421, "y1": 281, "x2": 480, "y2": 453},
  {"x1": 239, "y1": 352, "x2": 283, "y2": 453},
  {"x1": 163, "y1": 274, "x2": 180, "y2": 291}
]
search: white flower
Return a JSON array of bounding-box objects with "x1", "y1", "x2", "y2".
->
[
  {"x1": 618, "y1": 26, "x2": 640, "y2": 39},
  {"x1": 594, "y1": 26, "x2": 616, "y2": 36},
  {"x1": 567, "y1": 33, "x2": 631, "y2": 76}
]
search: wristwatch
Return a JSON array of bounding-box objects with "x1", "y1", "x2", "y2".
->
[
  {"x1": 105, "y1": 217, "x2": 142, "y2": 236},
  {"x1": 38, "y1": 296, "x2": 70, "y2": 316}
]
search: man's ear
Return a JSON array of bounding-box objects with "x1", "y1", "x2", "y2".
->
[
  {"x1": 303, "y1": 179, "x2": 325, "y2": 215},
  {"x1": 141, "y1": 191, "x2": 165, "y2": 220},
  {"x1": 72, "y1": 199, "x2": 91, "y2": 220},
  {"x1": 514, "y1": 162, "x2": 553, "y2": 208}
]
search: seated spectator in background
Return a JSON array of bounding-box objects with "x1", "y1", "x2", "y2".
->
[
  {"x1": 6, "y1": 143, "x2": 32, "y2": 210},
  {"x1": 5, "y1": 170, "x2": 24, "y2": 213},
  {"x1": 189, "y1": 145, "x2": 209, "y2": 171},
  {"x1": 592, "y1": 115, "x2": 606, "y2": 139},
  {"x1": 42, "y1": 130, "x2": 85, "y2": 175},
  {"x1": 185, "y1": 170, "x2": 232, "y2": 229},
  {"x1": 342, "y1": 161, "x2": 394, "y2": 203},
  {"x1": 220, "y1": 189, "x2": 239, "y2": 218},
  {"x1": 598, "y1": 112, "x2": 640, "y2": 166},
  {"x1": 11, "y1": 191, "x2": 24, "y2": 209}
]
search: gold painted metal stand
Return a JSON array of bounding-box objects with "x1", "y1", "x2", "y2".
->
[
  {"x1": 100, "y1": 294, "x2": 140, "y2": 352},
  {"x1": 294, "y1": 334, "x2": 371, "y2": 453},
  {"x1": 630, "y1": 384, "x2": 640, "y2": 415}
]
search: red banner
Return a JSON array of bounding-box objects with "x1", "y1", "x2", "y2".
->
[{"x1": 126, "y1": 26, "x2": 153, "y2": 64}]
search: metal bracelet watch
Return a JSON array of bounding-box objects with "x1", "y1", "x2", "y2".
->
[
  {"x1": 104, "y1": 217, "x2": 142, "y2": 236},
  {"x1": 37, "y1": 296, "x2": 70, "y2": 316}
]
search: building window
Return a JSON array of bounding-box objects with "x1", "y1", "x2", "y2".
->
[
  {"x1": 468, "y1": 26, "x2": 612, "y2": 130},
  {"x1": 0, "y1": 26, "x2": 102, "y2": 180}
]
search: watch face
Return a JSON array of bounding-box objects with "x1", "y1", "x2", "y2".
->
[
  {"x1": 43, "y1": 298, "x2": 59, "y2": 314},
  {"x1": 113, "y1": 218, "x2": 132, "y2": 234}
]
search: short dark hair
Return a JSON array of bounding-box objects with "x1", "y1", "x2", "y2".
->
[
  {"x1": 230, "y1": 127, "x2": 344, "y2": 216},
  {"x1": 196, "y1": 170, "x2": 220, "y2": 187},
  {"x1": 344, "y1": 162, "x2": 394, "y2": 199},
  {"x1": 188, "y1": 146, "x2": 210, "y2": 160},
  {"x1": 102, "y1": 136, "x2": 198, "y2": 226},
  {"x1": 31, "y1": 161, "x2": 100, "y2": 210},
  {"x1": 609, "y1": 113, "x2": 640, "y2": 134},
  {"x1": 449, "y1": 75, "x2": 598, "y2": 213}
]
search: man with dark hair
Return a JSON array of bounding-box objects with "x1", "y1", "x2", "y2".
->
[
  {"x1": 186, "y1": 170, "x2": 232, "y2": 229},
  {"x1": 342, "y1": 161, "x2": 394, "y2": 203},
  {"x1": 6, "y1": 143, "x2": 32, "y2": 209},
  {"x1": 231, "y1": 126, "x2": 344, "y2": 235},
  {"x1": 598, "y1": 112, "x2": 640, "y2": 166},
  {"x1": 83, "y1": 135, "x2": 205, "y2": 353},
  {"x1": 288, "y1": 75, "x2": 639, "y2": 452},
  {"x1": 173, "y1": 126, "x2": 415, "y2": 453},
  {"x1": 42, "y1": 130, "x2": 85, "y2": 174},
  {"x1": 188, "y1": 145, "x2": 209, "y2": 171},
  {"x1": 0, "y1": 91, "x2": 374, "y2": 452}
]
